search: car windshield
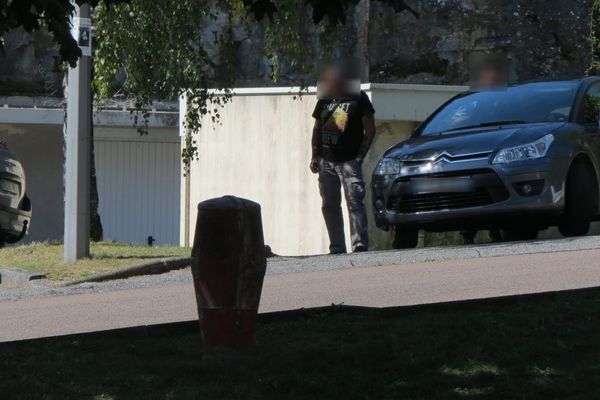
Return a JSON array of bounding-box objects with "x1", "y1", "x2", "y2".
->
[{"x1": 418, "y1": 81, "x2": 579, "y2": 136}]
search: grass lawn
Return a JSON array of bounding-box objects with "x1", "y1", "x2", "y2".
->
[
  {"x1": 3, "y1": 288, "x2": 600, "y2": 399},
  {"x1": 0, "y1": 242, "x2": 190, "y2": 281}
]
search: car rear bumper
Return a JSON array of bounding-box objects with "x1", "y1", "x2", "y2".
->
[
  {"x1": 372, "y1": 158, "x2": 568, "y2": 231},
  {"x1": 0, "y1": 203, "x2": 31, "y2": 242}
]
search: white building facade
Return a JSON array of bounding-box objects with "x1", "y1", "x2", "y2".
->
[{"x1": 0, "y1": 97, "x2": 181, "y2": 246}]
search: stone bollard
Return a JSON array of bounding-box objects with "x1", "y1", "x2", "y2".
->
[{"x1": 191, "y1": 196, "x2": 267, "y2": 357}]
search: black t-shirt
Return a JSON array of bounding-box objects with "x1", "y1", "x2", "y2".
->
[{"x1": 312, "y1": 91, "x2": 375, "y2": 162}]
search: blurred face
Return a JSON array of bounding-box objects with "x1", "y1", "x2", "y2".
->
[
  {"x1": 322, "y1": 68, "x2": 346, "y2": 98},
  {"x1": 479, "y1": 67, "x2": 506, "y2": 89}
]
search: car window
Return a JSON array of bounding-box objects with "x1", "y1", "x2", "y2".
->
[
  {"x1": 418, "y1": 82, "x2": 578, "y2": 136},
  {"x1": 580, "y1": 84, "x2": 600, "y2": 126}
]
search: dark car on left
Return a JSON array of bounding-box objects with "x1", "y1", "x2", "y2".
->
[{"x1": 0, "y1": 142, "x2": 31, "y2": 245}]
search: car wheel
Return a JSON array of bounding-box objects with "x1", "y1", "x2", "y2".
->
[
  {"x1": 558, "y1": 162, "x2": 593, "y2": 237},
  {"x1": 392, "y1": 226, "x2": 418, "y2": 249},
  {"x1": 501, "y1": 228, "x2": 539, "y2": 242}
]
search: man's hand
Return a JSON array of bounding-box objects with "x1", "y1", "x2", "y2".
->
[{"x1": 310, "y1": 158, "x2": 319, "y2": 174}]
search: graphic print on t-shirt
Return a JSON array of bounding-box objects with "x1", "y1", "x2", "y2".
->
[
  {"x1": 321, "y1": 102, "x2": 350, "y2": 145},
  {"x1": 325, "y1": 102, "x2": 350, "y2": 131}
]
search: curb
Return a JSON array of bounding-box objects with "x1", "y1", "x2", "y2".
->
[
  {"x1": 62, "y1": 256, "x2": 192, "y2": 286},
  {"x1": 266, "y1": 235, "x2": 600, "y2": 275},
  {"x1": 0, "y1": 267, "x2": 46, "y2": 287}
]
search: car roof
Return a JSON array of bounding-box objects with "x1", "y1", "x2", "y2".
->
[
  {"x1": 507, "y1": 76, "x2": 599, "y2": 89},
  {"x1": 455, "y1": 78, "x2": 595, "y2": 98}
]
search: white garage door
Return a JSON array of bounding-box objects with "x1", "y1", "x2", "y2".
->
[{"x1": 95, "y1": 128, "x2": 180, "y2": 246}]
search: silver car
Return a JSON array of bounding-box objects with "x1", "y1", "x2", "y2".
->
[
  {"x1": 0, "y1": 142, "x2": 31, "y2": 245},
  {"x1": 372, "y1": 78, "x2": 600, "y2": 248}
]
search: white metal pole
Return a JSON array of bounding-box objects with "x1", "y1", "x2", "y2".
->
[{"x1": 64, "y1": 3, "x2": 92, "y2": 261}]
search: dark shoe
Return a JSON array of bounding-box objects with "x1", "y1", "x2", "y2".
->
[
  {"x1": 353, "y1": 246, "x2": 368, "y2": 253},
  {"x1": 329, "y1": 249, "x2": 347, "y2": 255},
  {"x1": 460, "y1": 230, "x2": 476, "y2": 245},
  {"x1": 489, "y1": 229, "x2": 503, "y2": 243}
]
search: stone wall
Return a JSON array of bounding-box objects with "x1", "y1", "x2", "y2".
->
[
  {"x1": 0, "y1": 0, "x2": 593, "y2": 96},
  {"x1": 0, "y1": 28, "x2": 62, "y2": 96},
  {"x1": 368, "y1": 0, "x2": 592, "y2": 84}
]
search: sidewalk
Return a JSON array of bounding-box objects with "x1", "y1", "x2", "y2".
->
[{"x1": 2, "y1": 248, "x2": 600, "y2": 342}]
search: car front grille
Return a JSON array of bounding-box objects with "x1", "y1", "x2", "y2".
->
[
  {"x1": 387, "y1": 169, "x2": 508, "y2": 213},
  {"x1": 391, "y1": 189, "x2": 493, "y2": 213}
]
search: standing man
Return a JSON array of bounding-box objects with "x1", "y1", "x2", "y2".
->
[
  {"x1": 310, "y1": 66, "x2": 376, "y2": 254},
  {"x1": 461, "y1": 54, "x2": 508, "y2": 244}
]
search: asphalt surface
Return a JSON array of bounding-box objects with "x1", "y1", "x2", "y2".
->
[
  {"x1": 3, "y1": 235, "x2": 600, "y2": 302},
  {"x1": 2, "y1": 236, "x2": 600, "y2": 342}
]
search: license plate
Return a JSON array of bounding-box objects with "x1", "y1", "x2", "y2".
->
[
  {"x1": 0, "y1": 179, "x2": 19, "y2": 196},
  {"x1": 410, "y1": 177, "x2": 474, "y2": 194}
]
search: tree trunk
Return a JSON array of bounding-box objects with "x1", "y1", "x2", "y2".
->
[
  {"x1": 89, "y1": 63, "x2": 103, "y2": 242},
  {"x1": 89, "y1": 123, "x2": 103, "y2": 242}
]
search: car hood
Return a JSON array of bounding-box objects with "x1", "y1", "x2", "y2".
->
[{"x1": 385, "y1": 122, "x2": 565, "y2": 161}]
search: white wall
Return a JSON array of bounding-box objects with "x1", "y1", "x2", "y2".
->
[
  {"x1": 183, "y1": 92, "x2": 331, "y2": 255},
  {"x1": 182, "y1": 85, "x2": 466, "y2": 256}
]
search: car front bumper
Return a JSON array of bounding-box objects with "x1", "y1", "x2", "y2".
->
[{"x1": 371, "y1": 157, "x2": 569, "y2": 231}]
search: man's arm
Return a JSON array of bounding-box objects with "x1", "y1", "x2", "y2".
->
[
  {"x1": 357, "y1": 113, "x2": 376, "y2": 162},
  {"x1": 310, "y1": 119, "x2": 321, "y2": 173},
  {"x1": 311, "y1": 119, "x2": 321, "y2": 159}
]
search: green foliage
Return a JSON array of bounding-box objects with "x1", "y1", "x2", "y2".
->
[
  {"x1": 263, "y1": 0, "x2": 340, "y2": 87},
  {"x1": 94, "y1": 0, "x2": 231, "y2": 170},
  {"x1": 94, "y1": 0, "x2": 341, "y2": 169},
  {"x1": 590, "y1": 0, "x2": 600, "y2": 74}
]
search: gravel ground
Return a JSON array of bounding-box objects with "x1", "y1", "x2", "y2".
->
[{"x1": 2, "y1": 235, "x2": 600, "y2": 302}]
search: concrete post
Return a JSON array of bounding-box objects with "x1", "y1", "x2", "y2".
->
[
  {"x1": 64, "y1": 3, "x2": 92, "y2": 261},
  {"x1": 191, "y1": 196, "x2": 267, "y2": 357}
]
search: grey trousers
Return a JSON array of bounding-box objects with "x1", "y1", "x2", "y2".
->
[{"x1": 318, "y1": 158, "x2": 369, "y2": 253}]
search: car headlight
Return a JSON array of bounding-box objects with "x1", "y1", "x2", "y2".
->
[
  {"x1": 492, "y1": 134, "x2": 554, "y2": 164},
  {"x1": 374, "y1": 158, "x2": 401, "y2": 175}
]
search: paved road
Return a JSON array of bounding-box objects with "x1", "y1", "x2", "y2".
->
[
  {"x1": 4, "y1": 234, "x2": 600, "y2": 302},
  {"x1": 2, "y1": 247, "x2": 600, "y2": 342}
]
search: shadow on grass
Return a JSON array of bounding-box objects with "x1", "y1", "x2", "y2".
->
[{"x1": 3, "y1": 288, "x2": 600, "y2": 399}]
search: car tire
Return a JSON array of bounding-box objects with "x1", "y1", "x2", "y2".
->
[
  {"x1": 392, "y1": 226, "x2": 418, "y2": 249},
  {"x1": 558, "y1": 162, "x2": 593, "y2": 237},
  {"x1": 501, "y1": 228, "x2": 539, "y2": 242}
]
